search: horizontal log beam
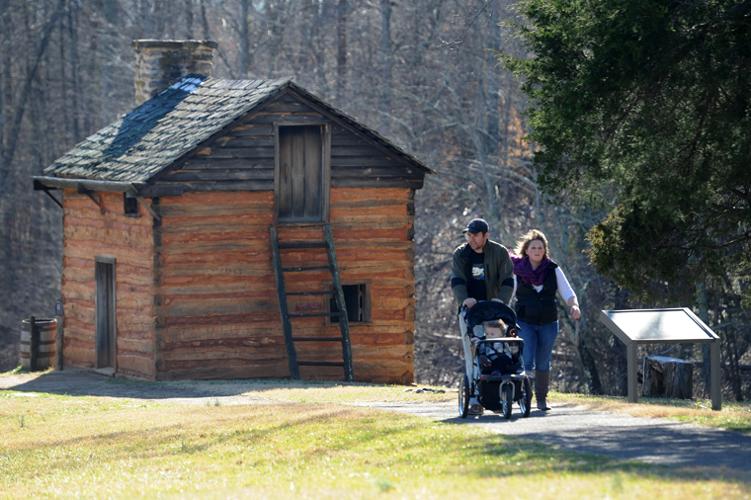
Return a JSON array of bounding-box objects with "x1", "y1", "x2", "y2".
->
[{"x1": 34, "y1": 176, "x2": 144, "y2": 194}]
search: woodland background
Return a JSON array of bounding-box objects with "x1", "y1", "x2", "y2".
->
[{"x1": 0, "y1": 0, "x2": 748, "y2": 400}]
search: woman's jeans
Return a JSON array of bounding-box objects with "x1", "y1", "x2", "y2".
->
[{"x1": 517, "y1": 320, "x2": 559, "y2": 373}]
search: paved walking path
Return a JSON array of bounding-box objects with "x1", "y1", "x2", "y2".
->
[
  {"x1": 3, "y1": 370, "x2": 750, "y2": 477},
  {"x1": 359, "y1": 400, "x2": 751, "y2": 475}
]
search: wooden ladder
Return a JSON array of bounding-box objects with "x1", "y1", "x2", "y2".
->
[{"x1": 270, "y1": 223, "x2": 354, "y2": 381}]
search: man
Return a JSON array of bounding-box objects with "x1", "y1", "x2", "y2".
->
[
  {"x1": 452, "y1": 217, "x2": 514, "y2": 415},
  {"x1": 451, "y1": 218, "x2": 514, "y2": 309}
]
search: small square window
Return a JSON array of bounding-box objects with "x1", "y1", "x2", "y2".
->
[
  {"x1": 330, "y1": 284, "x2": 369, "y2": 323},
  {"x1": 123, "y1": 193, "x2": 139, "y2": 216}
]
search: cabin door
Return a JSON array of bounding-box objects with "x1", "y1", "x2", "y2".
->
[
  {"x1": 277, "y1": 125, "x2": 326, "y2": 221},
  {"x1": 95, "y1": 258, "x2": 116, "y2": 369}
]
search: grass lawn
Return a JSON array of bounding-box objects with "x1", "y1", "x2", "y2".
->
[{"x1": 1, "y1": 374, "x2": 749, "y2": 498}]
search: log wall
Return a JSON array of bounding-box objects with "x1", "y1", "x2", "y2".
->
[
  {"x1": 154, "y1": 89, "x2": 424, "y2": 192},
  {"x1": 155, "y1": 190, "x2": 285, "y2": 379},
  {"x1": 155, "y1": 187, "x2": 415, "y2": 383},
  {"x1": 61, "y1": 190, "x2": 156, "y2": 378}
]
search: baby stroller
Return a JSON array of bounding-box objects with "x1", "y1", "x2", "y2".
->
[{"x1": 458, "y1": 300, "x2": 532, "y2": 419}]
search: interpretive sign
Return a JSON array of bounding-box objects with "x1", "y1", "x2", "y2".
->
[{"x1": 599, "y1": 308, "x2": 721, "y2": 410}]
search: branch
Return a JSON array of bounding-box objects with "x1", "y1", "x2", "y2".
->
[{"x1": 0, "y1": 0, "x2": 66, "y2": 186}]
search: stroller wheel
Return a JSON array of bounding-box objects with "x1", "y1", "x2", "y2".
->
[
  {"x1": 458, "y1": 374, "x2": 470, "y2": 418},
  {"x1": 501, "y1": 384, "x2": 513, "y2": 420},
  {"x1": 519, "y1": 377, "x2": 532, "y2": 418}
]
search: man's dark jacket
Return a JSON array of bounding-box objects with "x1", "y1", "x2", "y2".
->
[{"x1": 451, "y1": 239, "x2": 514, "y2": 307}]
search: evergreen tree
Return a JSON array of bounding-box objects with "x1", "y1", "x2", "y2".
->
[{"x1": 508, "y1": 0, "x2": 751, "y2": 302}]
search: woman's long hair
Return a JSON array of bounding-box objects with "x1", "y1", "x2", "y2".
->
[{"x1": 514, "y1": 229, "x2": 550, "y2": 259}]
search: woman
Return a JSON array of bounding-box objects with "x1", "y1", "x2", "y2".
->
[{"x1": 510, "y1": 229, "x2": 580, "y2": 411}]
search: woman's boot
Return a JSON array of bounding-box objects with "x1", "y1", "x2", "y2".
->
[{"x1": 536, "y1": 371, "x2": 551, "y2": 411}]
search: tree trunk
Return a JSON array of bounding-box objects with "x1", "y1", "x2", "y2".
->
[
  {"x1": 642, "y1": 355, "x2": 694, "y2": 399},
  {"x1": 578, "y1": 337, "x2": 603, "y2": 394},
  {"x1": 138, "y1": 0, "x2": 152, "y2": 37},
  {"x1": 266, "y1": 0, "x2": 287, "y2": 75},
  {"x1": 68, "y1": 3, "x2": 80, "y2": 139},
  {"x1": 484, "y1": 0, "x2": 501, "y2": 158},
  {"x1": 239, "y1": 0, "x2": 251, "y2": 77},
  {"x1": 0, "y1": 0, "x2": 10, "y2": 155},
  {"x1": 295, "y1": 0, "x2": 316, "y2": 79},
  {"x1": 497, "y1": 71, "x2": 514, "y2": 207},
  {"x1": 725, "y1": 328, "x2": 744, "y2": 401},
  {"x1": 58, "y1": 7, "x2": 69, "y2": 146},
  {"x1": 695, "y1": 281, "x2": 711, "y2": 397},
  {"x1": 379, "y1": 0, "x2": 393, "y2": 123},
  {"x1": 184, "y1": 0, "x2": 194, "y2": 37},
  {"x1": 336, "y1": 0, "x2": 348, "y2": 102},
  {"x1": 155, "y1": 0, "x2": 167, "y2": 37}
]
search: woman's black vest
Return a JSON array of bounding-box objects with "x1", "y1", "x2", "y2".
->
[{"x1": 514, "y1": 263, "x2": 558, "y2": 325}]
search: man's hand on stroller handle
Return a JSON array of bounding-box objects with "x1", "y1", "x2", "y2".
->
[{"x1": 462, "y1": 298, "x2": 478, "y2": 309}]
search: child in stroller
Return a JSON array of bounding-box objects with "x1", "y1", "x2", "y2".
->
[{"x1": 458, "y1": 300, "x2": 532, "y2": 419}]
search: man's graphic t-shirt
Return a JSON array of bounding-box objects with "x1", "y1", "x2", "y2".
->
[{"x1": 466, "y1": 250, "x2": 487, "y2": 301}]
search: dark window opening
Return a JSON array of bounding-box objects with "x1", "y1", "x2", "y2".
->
[
  {"x1": 123, "y1": 193, "x2": 139, "y2": 216},
  {"x1": 330, "y1": 284, "x2": 369, "y2": 323}
]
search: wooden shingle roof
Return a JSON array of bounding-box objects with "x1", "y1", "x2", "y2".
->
[
  {"x1": 40, "y1": 75, "x2": 431, "y2": 188},
  {"x1": 44, "y1": 76, "x2": 288, "y2": 183}
]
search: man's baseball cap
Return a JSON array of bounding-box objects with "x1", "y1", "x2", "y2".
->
[{"x1": 463, "y1": 218, "x2": 489, "y2": 234}]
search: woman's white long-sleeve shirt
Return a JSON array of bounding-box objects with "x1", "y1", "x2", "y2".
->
[{"x1": 510, "y1": 267, "x2": 577, "y2": 304}]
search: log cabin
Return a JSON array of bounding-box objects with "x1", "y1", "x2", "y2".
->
[{"x1": 33, "y1": 40, "x2": 430, "y2": 383}]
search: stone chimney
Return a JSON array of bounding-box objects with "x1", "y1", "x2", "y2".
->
[{"x1": 132, "y1": 39, "x2": 218, "y2": 106}]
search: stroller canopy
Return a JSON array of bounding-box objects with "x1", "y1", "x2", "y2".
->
[{"x1": 465, "y1": 300, "x2": 517, "y2": 330}]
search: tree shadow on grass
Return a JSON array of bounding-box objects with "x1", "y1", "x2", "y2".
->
[
  {"x1": 440, "y1": 411, "x2": 751, "y2": 481},
  {"x1": 464, "y1": 436, "x2": 749, "y2": 490},
  {"x1": 470, "y1": 433, "x2": 751, "y2": 486},
  {"x1": 0, "y1": 369, "x2": 382, "y2": 400}
]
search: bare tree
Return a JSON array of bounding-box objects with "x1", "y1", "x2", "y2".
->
[
  {"x1": 378, "y1": 0, "x2": 392, "y2": 123},
  {"x1": 336, "y1": 0, "x2": 348, "y2": 101}
]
